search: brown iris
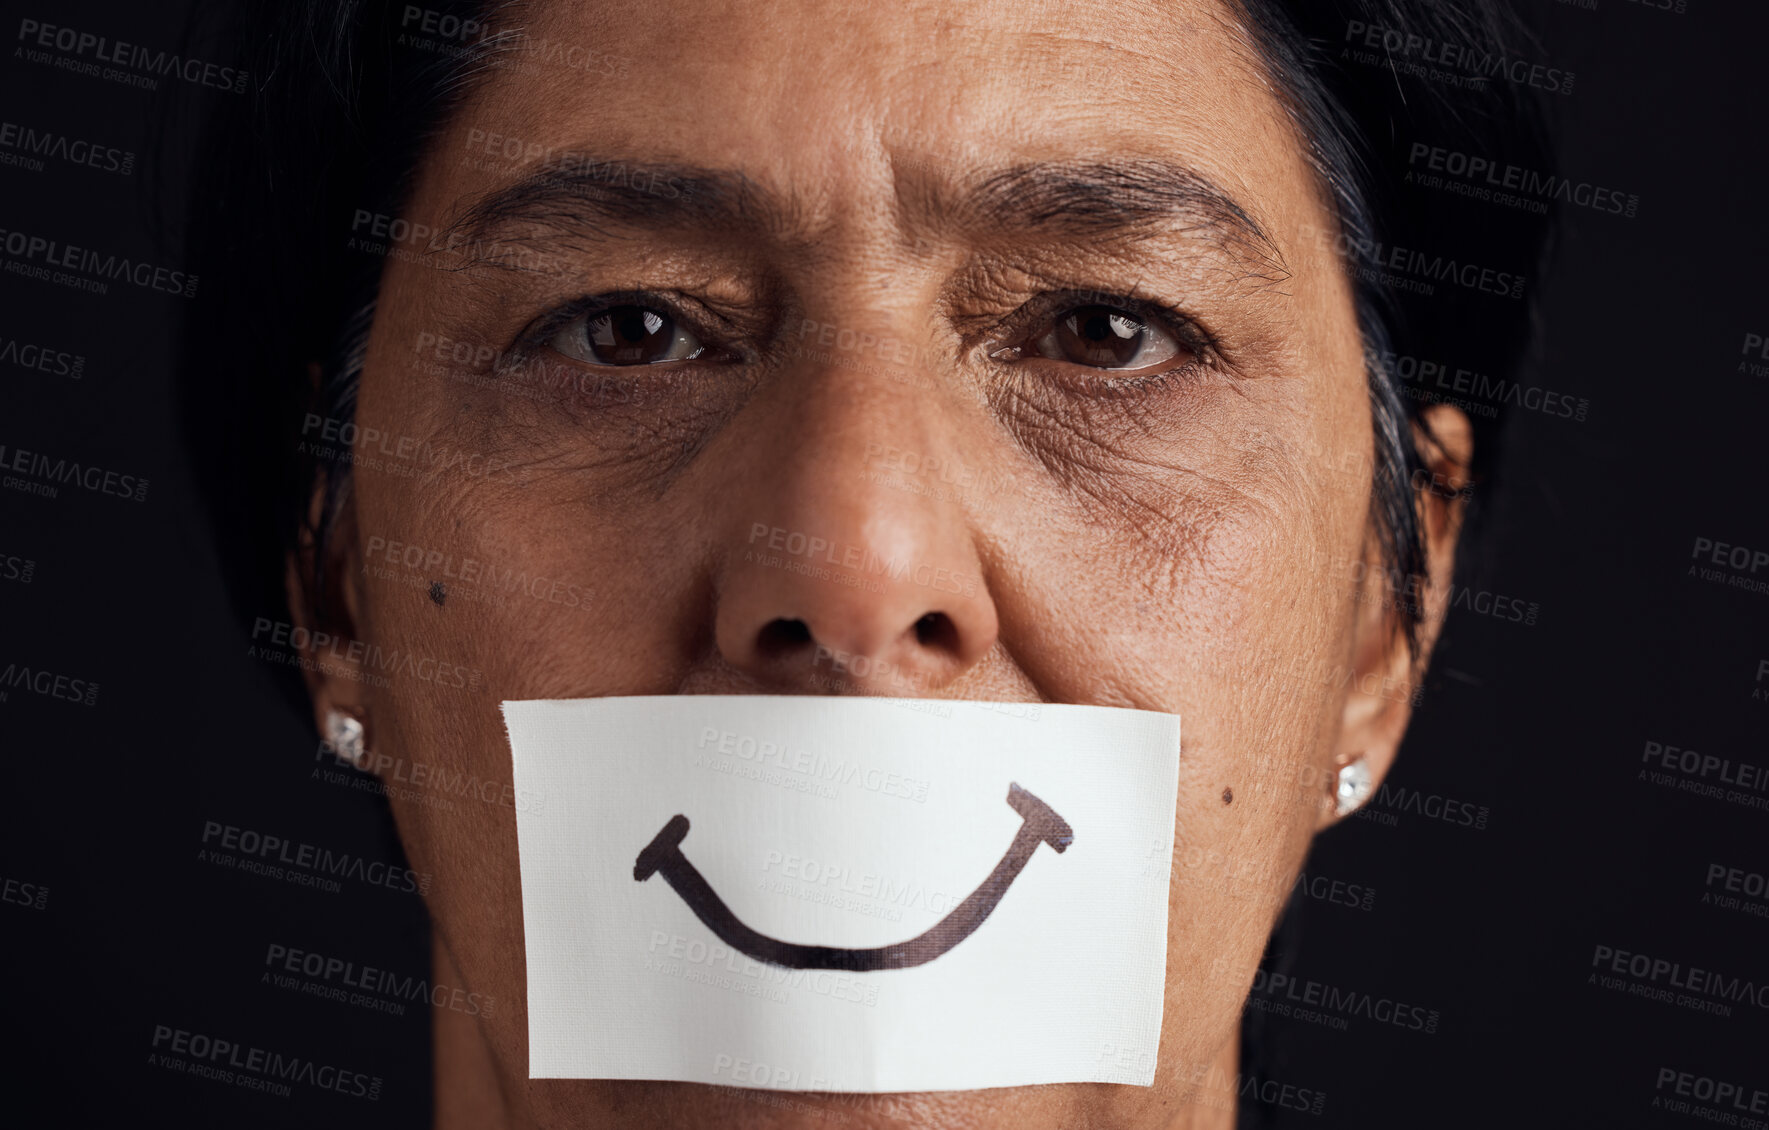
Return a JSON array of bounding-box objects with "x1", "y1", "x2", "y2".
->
[
  {"x1": 1026, "y1": 305, "x2": 1187, "y2": 371},
  {"x1": 552, "y1": 304, "x2": 707, "y2": 366}
]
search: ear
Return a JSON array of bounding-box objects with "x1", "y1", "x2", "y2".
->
[
  {"x1": 1318, "y1": 403, "x2": 1473, "y2": 829},
  {"x1": 285, "y1": 370, "x2": 372, "y2": 749}
]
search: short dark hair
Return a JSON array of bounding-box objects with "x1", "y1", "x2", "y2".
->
[{"x1": 173, "y1": 0, "x2": 1556, "y2": 713}]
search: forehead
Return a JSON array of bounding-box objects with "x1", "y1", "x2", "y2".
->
[{"x1": 438, "y1": 0, "x2": 1309, "y2": 228}]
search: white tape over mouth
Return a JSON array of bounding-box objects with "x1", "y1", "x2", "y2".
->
[{"x1": 504, "y1": 695, "x2": 1181, "y2": 1093}]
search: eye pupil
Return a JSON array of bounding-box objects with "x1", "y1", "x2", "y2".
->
[
  {"x1": 1056, "y1": 305, "x2": 1147, "y2": 367},
  {"x1": 588, "y1": 304, "x2": 680, "y2": 364}
]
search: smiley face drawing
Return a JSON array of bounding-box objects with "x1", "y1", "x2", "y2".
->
[{"x1": 633, "y1": 782, "x2": 1074, "y2": 971}]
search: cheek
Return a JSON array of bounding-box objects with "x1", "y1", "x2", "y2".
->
[
  {"x1": 985, "y1": 366, "x2": 1365, "y2": 712},
  {"x1": 354, "y1": 463, "x2": 692, "y2": 703},
  {"x1": 349, "y1": 309, "x2": 738, "y2": 688}
]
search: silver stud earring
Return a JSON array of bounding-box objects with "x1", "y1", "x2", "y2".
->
[
  {"x1": 325, "y1": 709, "x2": 367, "y2": 770},
  {"x1": 1334, "y1": 756, "x2": 1373, "y2": 817}
]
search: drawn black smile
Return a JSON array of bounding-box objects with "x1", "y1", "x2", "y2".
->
[{"x1": 633, "y1": 781, "x2": 1074, "y2": 971}]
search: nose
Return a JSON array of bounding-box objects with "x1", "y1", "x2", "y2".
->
[{"x1": 713, "y1": 367, "x2": 998, "y2": 694}]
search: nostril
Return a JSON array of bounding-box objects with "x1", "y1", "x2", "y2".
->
[
  {"x1": 913, "y1": 611, "x2": 958, "y2": 653},
  {"x1": 755, "y1": 618, "x2": 814, "y2": 658}
]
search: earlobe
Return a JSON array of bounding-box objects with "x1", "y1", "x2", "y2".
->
[
  {"x1": 1320, "y1": 403, "x2": 1473, "y2": 830},
  {"x1": 1319, "y1": 574, "x2": 1411, "y2": 829},
  {"x1": 283, "y1": 449, "x2": 371, "y2": 745}
]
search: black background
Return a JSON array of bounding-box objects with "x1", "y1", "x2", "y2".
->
[{"x1": 2, "y1": 1, "x2": 1765, "y2": 1127}]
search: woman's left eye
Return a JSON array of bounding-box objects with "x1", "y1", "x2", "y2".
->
[
  {"x1": 548, "y1": 304, "x2": 708, "y2": 366},
  {"x1": 1005, "y1": 305, "x2": 1193, "y2": 372}
]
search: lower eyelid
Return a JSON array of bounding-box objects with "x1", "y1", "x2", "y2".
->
[
  {"x1": 1072, "y1": 359, "x2": 1210, "y2": 395},
  {"x1": 993, "y1": 359, "x2": 1209, "y2": 407}
]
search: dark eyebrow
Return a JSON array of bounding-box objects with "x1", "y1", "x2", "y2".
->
[
  {"x1": 953, "y1": 160, "x2": 1284, "y2": 269},
  {"x1": 443, "y1": 154, "x2": 1285, "y2": 275},
  {"x1": 444, "y1": 160, "x2": 762, "y2": 252}
]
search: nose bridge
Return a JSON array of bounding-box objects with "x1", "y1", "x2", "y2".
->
[
  {"x1": 776, "y1": 355, "x2": 942, "y2": 565},
  {"x1": 714, "y1": 326, "x2": 997, "y2": 692}
]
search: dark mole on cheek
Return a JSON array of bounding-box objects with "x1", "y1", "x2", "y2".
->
[
  {"x1": 1222, "y1": 787, "x2": 1233, "y2": 805},
  {"x1": 429, "y1": 581, "x2": 447, "y2": 606}
]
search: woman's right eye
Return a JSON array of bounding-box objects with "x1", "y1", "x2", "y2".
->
[{"x1": 548, "y1": 304, "x2": 710, "y2": 366}]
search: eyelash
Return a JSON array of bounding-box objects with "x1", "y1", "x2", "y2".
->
[
  {"x1": 512, "y1": 289, "x2": 737, "y2": 362},
  {"x1": 509, "y1": 287, "x2": 1218, "y2": 390}
]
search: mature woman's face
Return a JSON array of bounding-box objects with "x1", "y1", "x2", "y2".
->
[{"x1": 303, "y1": 0, "x2": 1463, "y2": 1124}]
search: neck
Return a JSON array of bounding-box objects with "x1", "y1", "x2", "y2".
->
[
  {"x1": 434, "y1": 933, "x2": 510, "y2": 1130},
  {"x1": 1174, "y1": 1034, "x2": 1244, "y2": 1130}
]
